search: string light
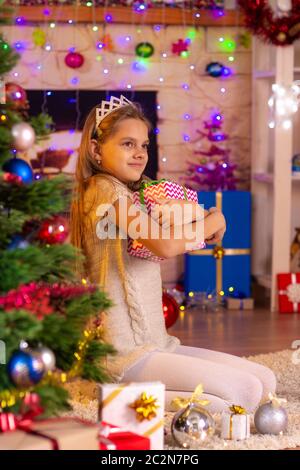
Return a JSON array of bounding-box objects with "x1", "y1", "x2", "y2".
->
[
  {"x1": 268, "y1": 82, "x2": 300, "y2": 128},
  {"x1": 117, "y1": 58, "x2": 124, "y2": 64},
  {"x1": 103, "y1": 68, "x2": 109, "y2": 74},
  {"x1": 220, "y1": 87, "x2": 226, "y2": 93},
  {"x1": 71, "y1": 77, "x2": 79, "y2": 85},
  {"x1": 50, "y1": 22, "x2": 56, "y2": 28},
  {"x1": 92, "y1": 26, "x2": 98, "y2": 32},
  {"x1": 182, "y1": 83, "x2": 189, "y2": 90},
  {"x1": 105, "y1": 14, "x2": 113, "y2": 23}
]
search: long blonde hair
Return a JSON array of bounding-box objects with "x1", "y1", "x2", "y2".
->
[{"x1": 70, "y1": 100, "x2": 151, "y2": 275}]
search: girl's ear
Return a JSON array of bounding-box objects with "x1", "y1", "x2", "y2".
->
[{"x1": 89, "y1": 139, "x2": 102, "y2": 163}]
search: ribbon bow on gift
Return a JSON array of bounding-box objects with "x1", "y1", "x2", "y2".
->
[
  {"x1": 268, "y1": 393, "x2": 287, "y2": 408},
  {"x1": 129, "y1": 392, "x2": 160, "y2": 422},
  {"x1": 0, "y1": 393, "x2": 59, "y2": 449},
  {"x1": 170, "y1": 384, "x2": 210, "y2": 411},
  {"x1": 229, "y1": 404, "x2": 247, "y2": 415},
  {"x1": 139, "y1": 178, "x2": 188, "y2": 206}
]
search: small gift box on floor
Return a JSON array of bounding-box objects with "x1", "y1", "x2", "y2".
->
[
  {"x1": 99, "y1": 382, "x2": 165, "y2": 450},
  {"x1": 128, "y1": 179, "x2": 201, "y2": 262},
  {"x1": 226, "y1": 297, "x2": 254, "y2": 310},
  {"x1": 277, "y1": 273, "x2": 300, "y2": 313},
  {"x1": 99, "y1": 421, "x2": 150, "y2": 450},
  {"x1": 221, "y1": 405, "x2": 250, "y2": 441},
  {"x1": 0, "y1": 417, "x2": 99, "y2": 450}
]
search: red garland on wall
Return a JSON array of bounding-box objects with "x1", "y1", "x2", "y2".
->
[{"x1": 238, "y1": 0, "x2": 300, "y2": 46}]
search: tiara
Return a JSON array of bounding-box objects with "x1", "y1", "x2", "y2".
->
[{"x1": 95, "y1": 95, "x2": 134, "y2": 127}]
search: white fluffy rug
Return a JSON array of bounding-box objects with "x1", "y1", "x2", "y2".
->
[{"x1": 68, "y1": 349, "x2": 300, "y2": 450}]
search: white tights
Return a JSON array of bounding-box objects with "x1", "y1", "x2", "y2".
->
[{"x1": 122, "y1": 345, "x2": 276, "y2": 413}]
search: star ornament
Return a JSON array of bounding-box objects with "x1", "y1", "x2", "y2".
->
[
  {"x1": 129, "y1": 392, "x2": 159, "y2": 421},
  {"x1": 172, "y1": 39, "x2": 189, "y2": 56}
]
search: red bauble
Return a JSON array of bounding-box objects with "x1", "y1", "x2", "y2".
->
[
  {"x1": 5, "y1": 82, "x2": 27, "y2": 108},
  {"x1": 37, "y1": 216, "x2": 69, "y2": 244},
  {"x1": 162, "y1": 291, "x2": 179, "y2": 329},
  {"x1": 65, "y1": 52, "x2": 84, "y2": 69}
]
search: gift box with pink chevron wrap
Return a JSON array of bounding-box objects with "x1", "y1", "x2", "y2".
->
[{"x1": 127, "y1": 179, "x2": 199, "y2": 262}]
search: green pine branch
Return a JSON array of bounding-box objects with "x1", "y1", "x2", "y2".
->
[
  {"x1": 0, "y1": 34, "x2": 19, "y2": 76},
  {"x1": 0, "y1": 209, "x2": 29, "y2": 249},
  {"x1": 29, "y1": 113, "x2": 55, "y2": 141},
  {"x1": 0, "y1": 244, "x2": 81, "y2": 291},
  {"x1": 0, "y1": 174, "x2": 72, "y2": 216}
]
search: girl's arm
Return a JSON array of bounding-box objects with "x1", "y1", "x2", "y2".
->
[{"x1": 112, "y1": 197, "x2": 226, "y2": 259}]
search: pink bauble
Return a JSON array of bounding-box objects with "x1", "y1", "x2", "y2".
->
[{"x1": 65, "y1": 52, "x2": 84, "y2": 69}]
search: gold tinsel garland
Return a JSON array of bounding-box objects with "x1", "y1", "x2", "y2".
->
[{"x1": 0, "y1": 323, "x2": 103, "y2": 409}]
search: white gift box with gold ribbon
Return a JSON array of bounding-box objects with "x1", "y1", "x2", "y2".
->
[
  {"x1": 99, "y1": 382, "x2": 165, "y2": 450},
  {"x1": 221, "y1": 407, "x2": 250, "y2": 441}
]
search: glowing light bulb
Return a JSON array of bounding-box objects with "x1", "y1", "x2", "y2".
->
[
  {"x1": 50, "y1": 22, "x2": 56, "y2": 28},
  {"x1": 92, "y1": 26, "x2": 98, "y2": 32},
  {"x1": 282, "y1": 119, "x2": 292, "y2": 129}
]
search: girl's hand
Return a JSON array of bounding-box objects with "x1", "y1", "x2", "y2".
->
[
  {"x1": 151, "y1": 197, "x2": 206, "y2": 228},
  {"x1": 204, "y1": 207, "x2": 226, "y2": 244}
]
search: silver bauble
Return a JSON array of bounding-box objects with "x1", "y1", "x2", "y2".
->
[
  {"x1": 171, "y1": 403, "x2": 215, "y2": 448},
  {"x1": 254, "y1": 402, "x2": 288, "y2": 435},
  {"x1": 11, "y1": 122, "x2": 35, "y2": 151},
  {"x1": 35, "y1": 346, "x2": 56, "y2": 372}
]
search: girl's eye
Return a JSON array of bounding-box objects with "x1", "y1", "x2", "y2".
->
[
  {"x1": 143, "y1": 144, "x2": 149, "y2": 150},
  {"x1": 123, "y1": 141, "x2": 134, "y2": 148}
]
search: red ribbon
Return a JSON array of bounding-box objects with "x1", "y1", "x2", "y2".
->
[{"x1": 0, "y1": 393, "x2": 59, "y2": 450}]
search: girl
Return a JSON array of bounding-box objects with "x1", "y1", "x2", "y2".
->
[{"x1": 71, "y1": 96, "x2": 276, "y2": 413}]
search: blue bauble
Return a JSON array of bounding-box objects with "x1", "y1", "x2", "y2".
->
[
  {"x1": 206, "y1": 62, "x2": 223, "y2": 78},
  {"x1": 7, "y1": 351, "x2": 45, "y2": 388},
  {"x1": 2, "y1": 158, "x2": 33, "y2": 184},
  {"x1": 7, "y1": 234, "x2": 30, "y2": 250}
]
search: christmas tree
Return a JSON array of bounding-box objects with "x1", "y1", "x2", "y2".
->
[
  {"x1": 0, "y1": 1, "x2": 114, "y2": 418},
  {"x1": 181, "y1": 111, "x2": 239, "y2": 191}
]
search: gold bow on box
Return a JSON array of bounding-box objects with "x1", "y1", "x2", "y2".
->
[
  {"x1": 170, "y1": 384, "x2": 210, "y2": 411},
  {"x1": 188, "y1": 191, "x2": 250, "y2": 295}
]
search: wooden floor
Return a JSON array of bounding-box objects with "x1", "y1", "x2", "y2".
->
[{"x1": 168, "y1": 307, "x2": 300, "y2": 356}]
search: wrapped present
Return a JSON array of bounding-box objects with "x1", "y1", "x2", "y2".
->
[
  {"x1": 99, "y1": 382, "x2": 165, "y2": 450},
  {"x1": 226, "y1": 297, "x2": 254, "y2": 310},
  {"x1": 185, "y1": 191, "x2": 251, "y2": 297},
  {"x1": 0, "y1": 417, "x2": 99, "y2": 450},
  {"x1": 128, "y1": 179, "x2": 201, "y2": 262},
  {"x1": 277, "y1": 272, "x2": 300, "y2": 313},
  {"x1": 221, "y1": 405, "x2": 250, "y2": 440},
  {"x1": 99, "y1": 421, "x2": 150, "y2": 450},
  {"x1": 127, "y1": 238, "x2": 164, "y2": 263}
]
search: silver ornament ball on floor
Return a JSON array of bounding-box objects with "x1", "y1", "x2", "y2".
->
[
  {"x1": 171, "y1": 403, "x2": 215, "y2": 448},
  {"x1": 254, "y1": 402, "x2": 288, "y2": 435}
]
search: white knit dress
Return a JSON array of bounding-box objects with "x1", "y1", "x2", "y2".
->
[{"x1": 82, "y1": 173, "x2": 180, "y2": 381}]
